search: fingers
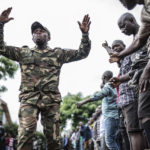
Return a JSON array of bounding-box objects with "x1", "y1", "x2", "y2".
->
[
  {"x1": 2, "y1": 7, "x2": 12, "y2": 16},
  {"x1": 144, "y1": 80, "x2": 148, "y2": 92},
  {"x1": 78, "y1": 14, "x2": 91, "y2": 33},
  {"x1": 139, "y1": 80, "x2": 149, "y2": 92},
  {"x1": 7, "y1": 17, "x2": 14, "y2": 22},
  {"x1": 87, "y1": 21, "x2": 91, "y2": 29},
  {"x1": 77, "y1": 21, "x2": 81, "y2": 27},
  {"x1": 7, "y1": 7, "x2": 12, "y2": 16},
  {"x1": 139, "y1": 80, "x2": 144, "y2": 93},
  {"x1": 82, "y1": 14, "x2": 90, "y2": 24},
  {"x1": 83, "y1": 14, "x2": 88, "y2": 22}
]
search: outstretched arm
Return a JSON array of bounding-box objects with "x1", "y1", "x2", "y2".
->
[
  {"x1": 76, "y1": 98, "x2": 91, "y2": 108},
  {"x1": 60, "y1": 14, "x2": 91, "y2": 63},
  {"x1": 77, "y1": 85, "x2": 111, "y2": 108},
  {"x1": 0, "y1": 7, "x2": 21, "y2": 61}
]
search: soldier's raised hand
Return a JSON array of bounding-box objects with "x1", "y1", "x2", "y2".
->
[
  {"x1": 0, "y1": 7, "x2": 14, "y2": 24},
  {"x1": 78, "y1": 14, "x2": 91, "y2": 33}
]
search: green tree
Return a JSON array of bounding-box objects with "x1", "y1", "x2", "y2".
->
[
  {"x1": 0, "y1": 56, "x2": 18, "y2": 93},
  {"x1": 4, "y1": 122, "x2": 18, "y2": 138},
  {"x1": 60, "y1": 92, "x2": 101, "y2": 129},
  {"x1": 35, "y1": 131, "x2": 46, "y2": 142}
]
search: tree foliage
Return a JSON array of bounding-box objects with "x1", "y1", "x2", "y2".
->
[
  {"x1": 35, "y1": 131, "x2": 46, "y2": 142},
  {"x1": 4, "y1": 122, "x2": 18, "y2": 138},
  {"x1": 0, "y1": 56, "x2": 18, "y2": 93},
  {"x1": 60, "y1": 92, "x2": 101, "y2": 130}
]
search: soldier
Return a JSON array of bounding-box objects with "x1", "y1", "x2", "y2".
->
[{"x1": 0, "y1": 7, "x2": 91, "y2": 150}]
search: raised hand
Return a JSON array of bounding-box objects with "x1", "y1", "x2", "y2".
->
[
  {"x1": 102, "y1": 40, "x2": 113, "y2": 55},
  {"x1": 0, "y1": 7, "x2": 14, "y2": 24},
  {"x1": 102, "y1": 40, "x2": 109, "y2": 48},
  {"x1": 78, "y1": 14, "x2": 91, "y2": 33}
]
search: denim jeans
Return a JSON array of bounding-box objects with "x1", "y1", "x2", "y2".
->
[
  {"x1": 100, "y1": 135, "x2": 109, "y2": 150},
  {"x1": 80, "y1": 137, "x2": 84, "y2": 150},
  {"x1": 105, "y1": 117, "x2": 119, "y2": 150}
]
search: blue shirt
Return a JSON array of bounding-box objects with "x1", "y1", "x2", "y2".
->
[
  {"x1": 91, "y1": 83, "x2": 118, "y2": 120},
  {"x1": 63, "y1": 137, "x2": 68, "y2": 146}
]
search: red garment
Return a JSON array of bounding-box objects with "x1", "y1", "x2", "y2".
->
[
  {"x1": 116, "y1": 74, "x2": 120, "y2": 104},
  {"x1": 6, "y1": 137, "x2": 10, "y2": 146}
]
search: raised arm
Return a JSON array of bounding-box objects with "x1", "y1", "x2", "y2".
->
[
  {"x1": 102, "y1": 41, "x2": 112, "y2": 55},
  {"x1": 0, "y1": 7, "x2": 21, "y2": 61},
  {"x1": 59, "y1": 14, "x2": 91, "y2": 63}
]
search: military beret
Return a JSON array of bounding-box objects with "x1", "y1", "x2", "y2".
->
[{"x1": 31, "y1": 21, "x2": 50, "y2": 39}]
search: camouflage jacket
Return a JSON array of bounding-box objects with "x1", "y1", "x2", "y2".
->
[{"x1": 0, "y1": 23, "x2": 91, "y2": 105}]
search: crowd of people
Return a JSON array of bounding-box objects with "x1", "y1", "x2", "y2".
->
[
  {"x1": 62, "y1": 104, "x2": 127, "y2": 150},
  {"x1": 0, "y1": 121, "x2": 16, "y2": 150},
  {"x1": 64, "y1": 1, "x2": 150, "y2": 149},
  {"x1": 0, "y1": 0, "x2": 150, "y2": 150}
]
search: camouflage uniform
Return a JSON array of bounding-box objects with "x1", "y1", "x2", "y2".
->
[{"x1": 0, "y1": 22, "x2": 91, "y2": 150}]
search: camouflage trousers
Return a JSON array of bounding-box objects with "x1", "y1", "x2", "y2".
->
[{"x1": 17, "y1": 101, "x2": 60, "y2": 150}]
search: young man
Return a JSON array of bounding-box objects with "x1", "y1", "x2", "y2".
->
[
  {"x1": 113, "y1": 39, "x2": 147, "y2": 150},
  {"x1": 103, "y1": 39, "x2": 134, "y2": 150},
  {"x1": 110, "y1": 12, "x2": 149, "y2": 149},
  {"x1": 77, "y1": 71, "x2": 119, "y2": 150},
  {"x1": 0, "y1": 7, "x2": 91, "y2": 150}
]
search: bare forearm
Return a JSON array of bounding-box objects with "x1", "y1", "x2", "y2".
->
[
  {"x1": 119, "y1": 38, "x2": 145, "y2": 58},
  {"x1": 81, "y1": 98, "x2": 91, "y2": 105},
  {"x1": 143, "y1": 60, "x2": 150, "y2": 74},
  {"x1": 120, "y1": 73, "x2": 130, "y2": 83},
  {"x1": 103, "y1": 46, "x2": 112, "y2": 55}
]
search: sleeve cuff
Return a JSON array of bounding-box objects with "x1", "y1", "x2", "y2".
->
[{"x1": 81, "y1": 33, "x2": 89, "y2": 43}]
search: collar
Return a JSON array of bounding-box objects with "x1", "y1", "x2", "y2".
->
[{"x1": 32, "y1": 46, "x2": 52, "y2": 53}]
